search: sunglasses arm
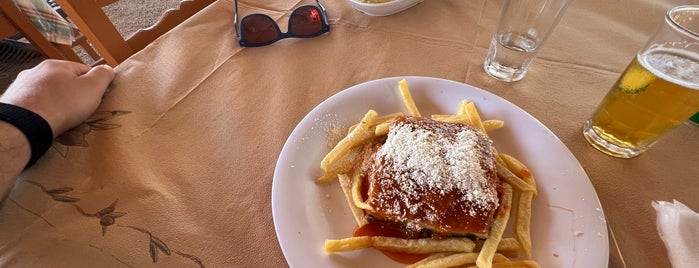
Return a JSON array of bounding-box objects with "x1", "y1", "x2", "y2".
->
[
  {"x1": 234, "y1": 0, "x2": 241, "y2": 40},
  {"x1": 315, "y1": 0, "x2": 330, "y2": 25}
]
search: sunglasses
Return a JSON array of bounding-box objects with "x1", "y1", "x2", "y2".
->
[{"x1": 234, "y1": 0, "x2": 330, "y2": 47}]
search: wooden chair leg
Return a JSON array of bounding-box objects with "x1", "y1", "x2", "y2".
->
[{"x1": 55, "y1": 43, "x2": 83, "y2": 62}]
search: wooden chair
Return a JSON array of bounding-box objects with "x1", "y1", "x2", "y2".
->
[
  {"x1": 0, "y1": 1, "x2": 82, "y2": 62},
  {"x1": 54, "y1": 0, "x2": 216, "y2": 66}
]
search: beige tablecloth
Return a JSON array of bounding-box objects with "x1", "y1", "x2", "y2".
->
[{"x1": 1, "y1": 0, "x2": 698, "y2": 267}]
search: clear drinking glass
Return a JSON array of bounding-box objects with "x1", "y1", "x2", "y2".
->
[
  {"x1": 483, "y1": 0, "x2": 571, "y2": 82},
  {"x1": 583, "y1": 5, "x2": 699, "y2": 158}
]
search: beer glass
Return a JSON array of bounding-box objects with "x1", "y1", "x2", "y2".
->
[{"x1": 583, "y1": 5, "x2": 699, "y2": 158}]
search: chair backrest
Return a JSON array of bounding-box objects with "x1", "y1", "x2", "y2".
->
[
  {"x1": 54, "y1": 0, "x2": 215, "y2": 66},
  {"x1": 0, "y1": 1, "x2": 82, "y2": 62},
  {"x1": 1, "y1": 10, "x2": 18, "y2": 38}
]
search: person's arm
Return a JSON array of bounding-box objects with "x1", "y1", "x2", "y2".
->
[
  {"x1": 0, "y1": 121, "x2": 31, "y2": 196},
  {"x1": 0, "y1": 60, "x2": 115, "y2": 197}
]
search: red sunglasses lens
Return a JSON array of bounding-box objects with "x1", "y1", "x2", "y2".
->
[
  {"x1": 290, "y1": 6, "x2": 323, "y2": 36},
  {"x1": 242, "y1": 15, "x2": 278, "y2": 44}
]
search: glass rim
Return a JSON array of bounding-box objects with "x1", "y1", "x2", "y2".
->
[{"x1": 666, "y1": 5, "x2": 699, "y2": 40}]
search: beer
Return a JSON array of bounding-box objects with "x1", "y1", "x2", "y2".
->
[{"x1": 584, "y1": 47, "x2": 699, "y2": 157}]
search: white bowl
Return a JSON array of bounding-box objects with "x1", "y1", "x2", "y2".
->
[{"x1": 346, "y1": 0, "x2": 424, "y2": 16}]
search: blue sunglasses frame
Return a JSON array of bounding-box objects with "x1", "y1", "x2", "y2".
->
[{"x1": 234, "y1": 0, "x2": 330, "y2": 47}]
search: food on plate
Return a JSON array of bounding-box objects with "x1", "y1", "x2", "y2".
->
[
  {"x1": 318, "y1": 79, "x2": 539, "y2": 268},
  {"x1": 360, "y1": 116, "x2": 501, "y2": 237}
]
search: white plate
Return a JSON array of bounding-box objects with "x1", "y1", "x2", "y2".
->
[
  {"x1": 346, "y1": 0, "x2": 424, "y2": 16},
  {"x1": 272, "y1": 76, "x2": 609, "y2": 267}
]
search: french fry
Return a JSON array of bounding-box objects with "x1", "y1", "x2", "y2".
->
[
  {"x1": 375, "y1": 122, "x2": 391, "y2": 136},
  {"x1": 338, "y1": 174, "x2": 368, "y2": 227},
  {"x1": 398, "y1": 78, "x2": 422, "y2": 118},
  {"x1": 351, "y1": 171, "x2": 372, "y2": 210},
  {"x1": 422, "y1": 252, "x2": 510, "y2": 266},
  {"x1": 464, "y1": 101, "x2": 487, "y2": 134},
  {"x1": 320, "y1": 110, "x2": 377, "y2": 174},
  {"x1": 325, "y1": 236, "x2": 373, "y2": 252},
  {"x1": 316, "y1": 171, "x2": 338, "y2": 184},
  {"x1": 500, "y1": 153, "x2": 538, "y2": 196},
  {"x1": 326, "y1": 236, "x2": 476, "y2": 255},
  {"x1": 497, "y1": 238, "x2": 522, "y2": 256},
  {"x1": 376, "y1": 112, "x2": 404, "y2": 124},
  {"x1": 492, "y1": 253, "x2": 511, "y2": 263},
  {"x1": 457, "y1": 99, "x2": 470, "y2": 116},
  {"x1": 467, "y1": 260, "x2": 541, "y2": 268},
  {"x1": 476, "y1": 183, "x2": 513, "y2": 268},
  {"x1": 372, "y1": 237, "x2": 476, "y2": 254},
  {"x1": 496, "y1": 160, "x2": 536, "y2": 194},
  {"x1": 406, "y1": 253, "x2": 450, "y2": 268},
  {"x1": 515, "y1": 191, "x2": 534, "y2": 259},
  {"x1": 409, "y1": 252, "x2": 479, "y2": 268},
  {"x1": 349, "y1": 112, "x2": 404, "y2": 133},
  {"x1": 483, "y1": 120, "x2": 505, "y2": 131},
  {"x1": 430, "y1": 115, "x2": 502, "y2": 134},
  {"x1": 430, "y1": 115, "x2": 503, "y2": 133},
  {"x1": 316, "y1": 147, "x2": 361, "y2": 183}
]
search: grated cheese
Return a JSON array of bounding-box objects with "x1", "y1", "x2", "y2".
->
[{"x1": 371, "y1": 118, "x2": 498, "y2": 225}]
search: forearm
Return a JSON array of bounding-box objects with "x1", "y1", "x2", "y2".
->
[
  {"x1": 0, "y1": 121, "x2": 31, "y2": 198},
  {"x1": 0, "y1": 60, "x2": 114, "y2": 199}
]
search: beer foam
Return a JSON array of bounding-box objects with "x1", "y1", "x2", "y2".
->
[{"x1": 640, "y1": 47, "x2": 699, "y2": 90}]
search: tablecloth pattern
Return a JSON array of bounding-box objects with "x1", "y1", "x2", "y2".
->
[{"x1": 1, "y1": 0, "x2": 698, "y2": 267}]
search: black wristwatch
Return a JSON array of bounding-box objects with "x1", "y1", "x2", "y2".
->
[{"x1": 0, "y1": 102, "x2": 54, "y2": 168}]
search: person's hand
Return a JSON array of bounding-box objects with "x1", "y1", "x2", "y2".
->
[{"x1": 0, "y1": 60, "x2": 115, "y2": 136}]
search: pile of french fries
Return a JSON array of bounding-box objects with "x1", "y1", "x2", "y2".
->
[{"x1": 317, "y1": 79, "x2": 540, "y2": 268}]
